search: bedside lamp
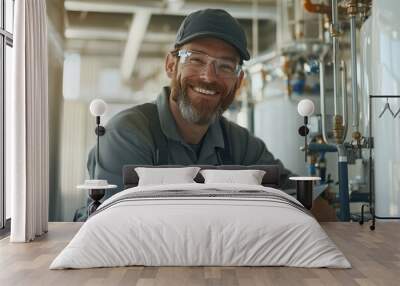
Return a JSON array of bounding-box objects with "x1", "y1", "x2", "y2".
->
[
  {"x1": 297, "y1": 99, "x2": 315, "y2": 162},
  {"x1": 293, "y1": 99, "x2": 319, "y2": 210},
  {"x1": 90, "y1": 99, "x2": 107, "y2": 165},
  {"x1": 77, "y1": 99, "x2": 116, "y2": 216}
]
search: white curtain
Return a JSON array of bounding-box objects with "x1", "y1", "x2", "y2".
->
[
  {"x1": 54, "y1": 100, "x2": 89, "y2": 221},
  {"x1": 10, "y1": 0, "x2": 49, "y2": 242}
]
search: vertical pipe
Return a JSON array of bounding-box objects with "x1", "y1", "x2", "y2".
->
[
  {"x1": 368, "y1": 95, "x2": 375, "y2": 228},
  {"x1": 252, "y1": 0, "x2": 259, "y2": 57},
  {"x1": 250, "y1": 0, "x2": 258, "y2": 134},
  {"x1": 96, "y1": 116, "x2": 100, "y2": 179},
  {"x1": 319, "y1": 60, "x2": 329, "y2": 144},
  {"x1": 350, "y1": 16, "x2": 359, "y2": 131},
  {"x1": 341, "y1": 60, "x2": 348, "y2": 140},
  {"x1": 319, "y1": 154, "x2": 327, "y2": 182},
  {"x1": 0, "y1": 0, "x2": 4, "y2": 229},
  {"x1": 304, "y1": 116, "x2": 308, "y2": 162},
  {"x1": 332, "y1": 0, "x2": 339, "y2": 115},
  {"x1": 318, "y1": 14, "x2": 324, "y2": 42},
  {"x1": 96, "y1": 128, "x2": 100, "y2": 170},
  {"x1": 333, "y1": 40, "x2": 339, "y2": 115},
  {"x1": 331, "y1": 0, "x2": 339, "y2": 24},
  {"x1": 338, "y1": 145, "x2": 351, "y2": 221}
]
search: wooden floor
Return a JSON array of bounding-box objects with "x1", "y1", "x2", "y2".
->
[{"x1": 0, "y1": 222, "x2": 399, "y2": 286}]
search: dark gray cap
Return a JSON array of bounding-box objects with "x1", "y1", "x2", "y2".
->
[{"x1": 175, "y1": 9, "x2": 250, "y2": 63}]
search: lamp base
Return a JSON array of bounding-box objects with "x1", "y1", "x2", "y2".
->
[
  {"x1": 87, "y1": 189, "x2": 105, "y2": 216},
  {"x1": 296, "y1": 180, "x2": 313, "y2": 210},
  {"x1": 289, "y1": 176, "x2": 321, "y2": 210}
]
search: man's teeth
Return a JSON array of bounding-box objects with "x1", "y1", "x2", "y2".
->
[{"x1": 193, "y1": 87, "x2": 216, "y2": 95}]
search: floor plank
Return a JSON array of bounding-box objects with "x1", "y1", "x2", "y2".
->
[{"x1": 0, "y1": 222, "x2": 399, "y2": 286}]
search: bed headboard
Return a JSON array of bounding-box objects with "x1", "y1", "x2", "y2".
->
[{"x1": 123, "y1": 165, "x2": 281, "y2": 189}]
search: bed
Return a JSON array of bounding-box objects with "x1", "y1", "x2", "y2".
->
[{"x1": 50, "y1": 165, "x2": 350, "y2": 269}]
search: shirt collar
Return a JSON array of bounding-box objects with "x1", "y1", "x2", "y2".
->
[
  {"x1": 156, "y1": 86, "x2": 225, "y2": 150},
  {"x1": 157, "y1": 86, "x2": 182, "y2": 142}
]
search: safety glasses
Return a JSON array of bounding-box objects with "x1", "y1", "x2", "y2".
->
[{"x1": 176, "y1": 49, "x2": 242, "y2": 79}]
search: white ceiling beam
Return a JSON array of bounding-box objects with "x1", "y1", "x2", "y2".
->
[
  {"x1": 65, "y1": 27, "x2": 128, "y2": 40},
  {"x1": 65, "y1": 27, "x2": 176, "y2": 43},
  {"x1": 165, "y1": 0, "x2": 185, "y2": 11},
  {"x1": 65, "y1": 0, "x2": 277, "y2": 20},
  {"x1": 183, "y1": 2, "x2": 276, "y2": 20},
  {"x1": 65, "y1": 1, "x2": 157, "y2": 15},
  {"x1": 142, "y1": 32, "x2": 176, "y2": 43},
  {"x1": 66, "y1": 39, "x2": 170, "y2": 56},
  {"x1": 120, "y1": 11, "x2": 152, "y2": 81}
]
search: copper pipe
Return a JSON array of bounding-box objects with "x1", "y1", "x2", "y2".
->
[
  {"x1": 304, "y1": 0, "x2": 347, "y2": 19},
  {"x1": 303, "y1": 0, "x2": 331, "y2": 14}
]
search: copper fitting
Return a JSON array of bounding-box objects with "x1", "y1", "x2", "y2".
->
[
  {"x1": 352, "y1": 131, "x2": 363, "y2": 146},
  {"x1": 358, "y1": 0, "x2": 372, "y2": 19},
  {"x1": 332, "y1": 115, "x2": 345, "y2": 143},
  {"x1": 282, "y1": 57, "x2": 291, "y2": 75},
  {"x1": 303, "y1": 0, "x2": 349, "y2": 22},
  {"x1": 303, "y1": 0, "x2": 331, "y2": 14},
  {"x1": 352, "y1": 131, "x2": 362, "y2": 141},
  {"x1": 315, "y1": 135, "x2": 324, "y2": 144},
  {"x1": 347, "y1": 0, "x2": 358, "y2": 16},
  {"x1": 330, "y1": 23, "x2": 340, "y2": 37},
  {"x1": 282, "y1": 57, "x2": 292, "y2": 96}
]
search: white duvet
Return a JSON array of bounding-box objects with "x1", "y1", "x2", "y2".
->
[{"x1": 50, "y1": 183, "x2": 351, "y2": 269}]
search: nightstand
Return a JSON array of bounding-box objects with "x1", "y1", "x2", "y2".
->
[
  {"x1": 77, "y1": 180, "x2": 117, "y2": 216},
  {"x1": 289, "y1": 176, "x2": 321, "y2": 210}
]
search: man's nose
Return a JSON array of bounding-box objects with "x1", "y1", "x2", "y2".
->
[{"x1": 199, "y1": 61, "x2": 218, "y2": 82}]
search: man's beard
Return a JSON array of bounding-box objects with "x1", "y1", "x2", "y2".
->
[{"x1": 171, "y1": 75, "x2": 236, "y2": 126}]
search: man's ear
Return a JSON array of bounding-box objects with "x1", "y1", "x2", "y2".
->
[
  {"x1": 165, "y1": 53, "x2": 178, "y2": 79},
  {"x1": 234, "y1": 70, "x2": 245, "y2": 90}
]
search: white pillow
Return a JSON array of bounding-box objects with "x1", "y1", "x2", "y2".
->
[
  {"x1": 200, "y1": 169, "x2": 266, "y2": 185},
  {"x1": 135, "y1": 167, "x2": 201, "y2": 186}
]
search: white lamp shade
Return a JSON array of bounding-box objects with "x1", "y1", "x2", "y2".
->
[
  {"x1": 89, "y1": 99, "x2": 107, "y2": 116},
  {"x1": 297, "y1": 99, "x2": 315, "y2": 117}
]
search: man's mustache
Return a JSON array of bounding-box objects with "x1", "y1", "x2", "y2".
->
[
  {"x1": 183, "y1": 76, "x2": 224, "y2": 95},
  {"x1": 171, "y1": 73, "x2": 236, "y2": 115}
]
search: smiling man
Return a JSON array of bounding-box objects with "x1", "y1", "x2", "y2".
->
[
  {"x1": 167, "y1": 37, "x2": 243, "y2": 146},
  {"x1": 87, "y1": 9, "x2": 295, "y2": 197}
]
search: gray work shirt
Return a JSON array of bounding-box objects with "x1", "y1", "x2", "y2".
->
[{"x1": 87, "y1": 87, "x2": 295, "y2": 196}]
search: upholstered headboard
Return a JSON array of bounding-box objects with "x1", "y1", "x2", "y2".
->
[{"x1": 122, "y1": 165, "x2": 281, "y2": 189}]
